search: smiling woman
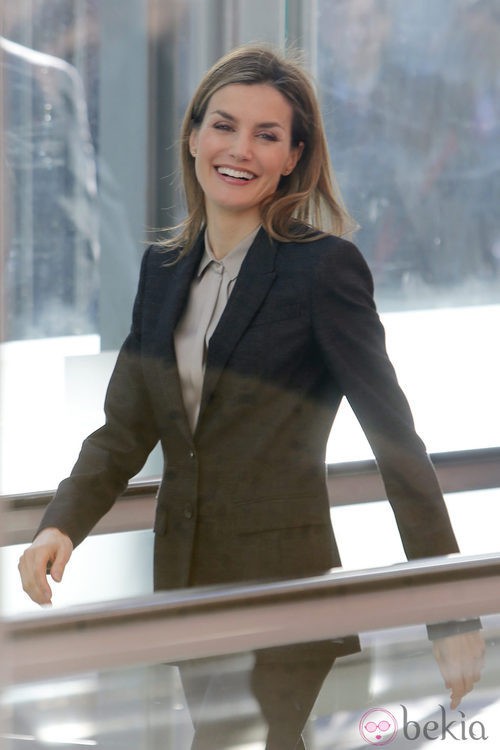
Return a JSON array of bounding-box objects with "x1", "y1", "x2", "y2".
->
[
  {"x1": 188, "y1": 83, "x2": 303, "y2": 253},
  {"x1": 163, "y1": 44, "x2": 354, "y2": 261},
  {"x1": 18, "y1": 43, "x2": 484, "y2": 750}
]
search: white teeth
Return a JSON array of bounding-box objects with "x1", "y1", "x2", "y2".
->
[{"x1": 217, "y1": 167, "x2": 255, "y2": 180}]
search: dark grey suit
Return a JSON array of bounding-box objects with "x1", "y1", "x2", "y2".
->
[
  {"x1": 40, "y1": 226, "x2": 459, "y2": 576},
  {"x1": 38, "y1": 227, "x2": 460, "y2": 748}
]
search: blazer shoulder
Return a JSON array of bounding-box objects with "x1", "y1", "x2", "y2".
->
[
  {"x1": 307, "y1": 232, "x2": 366, "y2": 262},
  {"x1": 141, "y1": 243, "x2": 182, "y2": 273},
  {"x1": 299, "y1": 233, "x2": 376, "y2": 301},
  {"x1": 319, "y1": 230, "x2": 370, "y2": 263},
  {"x1": 279, "y1": 231, "x2": 370, "y2": 277},
  {"x1": 131, "y1": 244, "x2": 181, "y2": 322}
]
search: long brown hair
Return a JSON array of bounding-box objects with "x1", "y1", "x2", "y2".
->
[{"x1": 159, "y1": 44, "x2": 355, "y2": 255}]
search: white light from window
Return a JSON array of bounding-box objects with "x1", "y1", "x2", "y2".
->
[{"x1": 37, "y1": 723, "x2": 97, "y2": 746}]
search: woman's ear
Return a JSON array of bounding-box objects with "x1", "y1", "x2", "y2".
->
[
  {"x1": 283, "y1": 141, "x2": 304, "y2": 176},
  {"x1": 189, "y1": 130, "x2": 199, "y2": 157}
]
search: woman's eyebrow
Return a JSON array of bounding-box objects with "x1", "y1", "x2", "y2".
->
[
  {"x1": 209, "y1": 109, "x2": 285, "y2": 130},
  {"x1": 210, "y1": 109, "x2": 236, "y2": 120}
]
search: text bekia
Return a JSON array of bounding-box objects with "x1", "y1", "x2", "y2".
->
[{"x1": 401, "y1": 705, "x2": 488, "y2": 741}]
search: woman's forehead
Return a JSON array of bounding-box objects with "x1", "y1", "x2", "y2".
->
[{"x1": 204, "y1": 83, "x2": 294, "y2": 123}]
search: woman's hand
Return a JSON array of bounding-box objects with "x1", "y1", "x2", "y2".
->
[
  {"x1": 18, "y1": 527, "x2": 73, "y2": 606},
  {"x1": 432, "y1": 630, "x2": 485, "y2": 709}
]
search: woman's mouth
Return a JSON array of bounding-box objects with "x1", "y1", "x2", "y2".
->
[{"x1": 216, "y1": 166, "x2": 256, "y2": 182}]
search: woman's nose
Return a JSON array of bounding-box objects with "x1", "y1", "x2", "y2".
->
[{"x1": 229, "y1": 131, "x2": 252, "y2": 161}]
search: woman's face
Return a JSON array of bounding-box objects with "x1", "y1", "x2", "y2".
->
[{"x1": 189, "y1": 83, "x2": 303, "y2": 226}]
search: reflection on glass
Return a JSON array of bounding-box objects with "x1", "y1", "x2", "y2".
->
[
  {"x1": 1, "y1": 34, "x2": 99, "y2": 341},
  {"x1": 317, "y1": 0, "x2": 500, "y2": 309},
  {"x1": 2, "y1": 616, "x2": 497, "y2": 748},
  {"x1": 316, "y1": 0, "x2": 500, "y2": 460},
  {"x1": 0, "y1": 1, "x2": 151, "y2": 494}
]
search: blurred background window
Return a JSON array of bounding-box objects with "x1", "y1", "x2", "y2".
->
[
  {"x1": 315, "y1": 0, "x2": 500, "y2": 462},
  {"x1": 1, "y1": 0, "x2": 498, "y2": 495}
]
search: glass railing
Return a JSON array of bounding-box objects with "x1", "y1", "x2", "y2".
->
[
  {"x1": 3, "y1": 617, "x2": 498, "y2": 749},
  {"x1": 3, "y1": 462, "x2": 500, "y2": 616},
  {"x1": 3, "y1": 553, "x2": 500, "y2": 748}
]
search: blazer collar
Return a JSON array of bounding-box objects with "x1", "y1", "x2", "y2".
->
[
  {"x1": 153, "y1": 232, "x2": 205, "y2": 363},
  {"x1": 149, "y1": 234, "x2": 205, "y2": 445},
  {"x1": 150, "y1": 227, "x2": 278, "y2": 442}
]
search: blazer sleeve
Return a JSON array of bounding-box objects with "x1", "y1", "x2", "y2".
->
[
  {"x1": 311, "y1": 238, "x2": 460, "y2": 561},
  {"x1": 36, "y1": 247, "x2": 160, "y2": 548}
]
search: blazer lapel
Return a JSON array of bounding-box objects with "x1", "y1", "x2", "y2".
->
[
  {"x1": 197, "y1": 228, "x2": 277, "y2": 424},
  {"x1": 149, "y1": 234, "x2": 205, "y2": 444}
]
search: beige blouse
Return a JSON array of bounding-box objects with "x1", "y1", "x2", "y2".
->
[{"x1": 174, "y1": 226, "x2": 260, "y2": 432}]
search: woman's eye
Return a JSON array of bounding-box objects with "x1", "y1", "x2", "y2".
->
[
  {"x1": 257, "y1": 132, "x2": 278, "y2": 142},
  {"x1": 213, "y1": 123, "x2": 233, "y2": 132}
]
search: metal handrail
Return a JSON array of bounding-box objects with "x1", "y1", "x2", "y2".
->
[
  {"x1": 3, "y1": 446, "x2": 500, "y2": 545},
  {"x1": 5, "y1": 552, "x2": 500, "y2": 684}
]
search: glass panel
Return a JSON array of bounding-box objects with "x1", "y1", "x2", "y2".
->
[
  {"x1": 1, "y1": 0, "x2": 150, "y2": 494},
  {"x1": 331, "y1": 487, "x2": 500, "y2": 571},
  {"x1": 3, "y1": 488, "x2": 499, "y2": 615},
  {"x1": 1, "y1": 0, "x2": 292, "y2": 497},
  {"x1": 2, "y1": 615, "x2": 498, "y2": 748},
  {"x1": 2, "y1": 10, "x2": 100, "y2": 343},
  {"x1": 315, "y1": 0, "x2": 500, "y2": 460},
  {"x1": 3, "y1": 0, "x2": 498, "y2": 495},
  {"x1": 317, "y1": 0, "x2": 500, "y2": 303},
  {"x1": 1, "y1": 530, "x2": 154, "y2": 616}
]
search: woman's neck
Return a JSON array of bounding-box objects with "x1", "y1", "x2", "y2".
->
[{"x1": 205, "y1": 211, "x2": 261, "y2": 260}]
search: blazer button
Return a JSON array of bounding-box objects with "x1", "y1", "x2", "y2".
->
[
  {"x1": 184, "y1": 504, "x2": 193, "y2": 519},
  {"x1": 189, "y1": 450, "x2": 196, "y2": 459}
]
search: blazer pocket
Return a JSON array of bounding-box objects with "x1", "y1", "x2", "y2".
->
[{"x1": 235, "y1": 494, "x2": 329, "y2": 535}]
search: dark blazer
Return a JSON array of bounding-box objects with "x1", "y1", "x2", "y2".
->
[{"x1": 39, "y1": 227, "x2": 460, "y2": 593}]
